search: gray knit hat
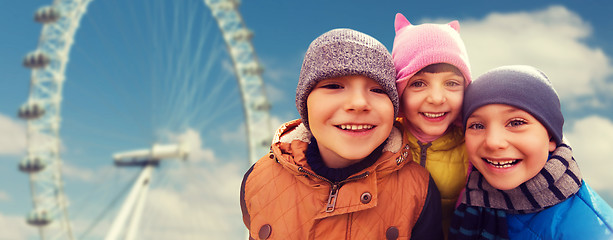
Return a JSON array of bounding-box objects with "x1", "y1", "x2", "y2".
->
[
  {"x1": 296, "y1": 28, "x2": 398, "y2": 130},
  {"x1": 463, "y1": 65, "x2": 564, "y2": 145}
]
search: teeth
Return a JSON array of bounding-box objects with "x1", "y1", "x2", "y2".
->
[
  {"x1": 483, "y1": 158, "x2": 519, "y2": 168},
  {"x1": 423, "y1": 112, "x2": 445, "y2": 118},
  {"x1": 339, "y1": 124, "x2": 374, "y2": 130}
]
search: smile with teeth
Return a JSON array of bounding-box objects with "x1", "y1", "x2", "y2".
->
[
  {"x1": 337, "y1": 124, "x2": 374, "y2": 130},
  {"x1": 483, "y1": 158, "x2": 521, "y2": 168},
  {"x1": 422, "y1": 112, "x2": 447, "y2": 118}
]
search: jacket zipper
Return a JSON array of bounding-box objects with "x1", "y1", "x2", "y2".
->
[{"x1": 298, "y1": 167, "x2": 370, "y2": 213}]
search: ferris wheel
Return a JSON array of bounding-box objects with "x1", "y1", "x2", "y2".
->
[{"x1": 18, "y1": 0, "x2": 272, "y2": 239}]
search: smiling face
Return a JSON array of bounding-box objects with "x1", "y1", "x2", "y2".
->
[
  {"x1": 401, "y1": 64, "x2": 465, "y2": 139},
  {"x1": 465, "y1": 104, "x2": 557, "y2": 190},
  {"x1": 307, "y1": 75, "x2": 394, "y2": 168}
]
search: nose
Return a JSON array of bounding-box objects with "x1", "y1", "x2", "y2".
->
[
  {"x1": 484, "y1": 126, "x2": 508, "y2": 150},
  {"x1": 426, "y1": 86, "x2": 446, "y2": 105},
  {"x1": 346, "y1": 89, "x2": 370, "y2": 112}
]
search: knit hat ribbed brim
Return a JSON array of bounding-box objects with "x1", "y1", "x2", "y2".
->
[
  {"x1": 462, "y1": 65, "x2": 564, "y2": 145},
  {"x1": 296, "y1": 28, "x2": 398, "y2": 130}
]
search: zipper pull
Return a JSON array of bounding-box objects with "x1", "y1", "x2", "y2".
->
[{"x1": 325, "y1": 184, "x2": 339, "y2": 213}]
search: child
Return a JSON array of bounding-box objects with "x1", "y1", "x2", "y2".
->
[
  {"x1": 240, "y1": 28, "x2": 443, "y2": 239},
  {"x1": 392, "y1": 13, "x2": 472, "y2": 235},
  {"x1": 450, "y1": 65, "x2": 613, "y2": 239}
]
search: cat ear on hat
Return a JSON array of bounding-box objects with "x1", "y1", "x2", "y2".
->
[
  {"x1": 448, "y1": 20, "x2": 460, "y2": 32},
  {"x1": 394, "y1": 13, "x2": 411, "y2": 32}
]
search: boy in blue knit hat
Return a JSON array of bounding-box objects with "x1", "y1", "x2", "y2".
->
[
  {"x1": 449, "y1": 65, "x2": 613, "y2": 240},
  {"x1": 241, "y1": 28, "x2": 443, "y2": 239}
]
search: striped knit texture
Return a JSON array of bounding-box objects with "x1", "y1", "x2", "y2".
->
[
  {"x1": 449, "y1": 205, "x2": 508, "y2": 240},
  {"x1": 464, "y1": 142, "x2": 581, "y2": 212}
]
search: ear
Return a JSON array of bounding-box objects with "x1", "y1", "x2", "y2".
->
[
  {"x1": 548, "y1": 139, "x2": 557, "y2": 152},
  {"x1": 394, "y1": 13, "x2": 411, "y2": 32},
  {"x1": 448, "y1": 20, "x2": 460, "y2": 33}
]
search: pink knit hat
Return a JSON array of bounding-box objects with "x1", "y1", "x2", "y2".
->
[{"x1": 392, "y1": 13, "x2": 472, "y2": 98}]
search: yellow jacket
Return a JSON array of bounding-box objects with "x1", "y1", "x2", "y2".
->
[
  {"x1": 401, "y1": 120, "x2": 469, "y2": 237},
  {"x1": 241, "y1": 120, "x2": 441, "y2": 239}
]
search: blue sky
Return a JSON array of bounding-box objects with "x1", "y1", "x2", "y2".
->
[{"x1": 1, "y1": 1, "x2": 612, "y2": 239}]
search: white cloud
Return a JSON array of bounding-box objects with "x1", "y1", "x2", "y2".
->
[
  {"x1": 63, "y1": 160, "x2": 247, "y2": 239},
  {"x1": 135, "y1": 161, "x2": 246, "y2": 239},
  {"x1": 459, "y1": 5, "x2": 613, "y2": 108},
  {"x1": 218, "y1": 115, "x2": 287, "y2": 164},
  {"x1": 565, "y1": 115, "x2": 613, "y2": 198},
  {"x1": 0, "y1": 212, "x2": 37, "y2": 239},
  {"x1": 0, "y1": 114, "x2": 26, "y2": 156},
  {"x1": 166, "y1": 128, "x2": 217, "y2": 163},
  {"x1": 0, "y1": 191, "x2": 9, "y2": 202}
]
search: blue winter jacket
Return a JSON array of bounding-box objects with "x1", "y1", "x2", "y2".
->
[{"x1": 507, "y1": 181, "x2": 613, "y2": 240}]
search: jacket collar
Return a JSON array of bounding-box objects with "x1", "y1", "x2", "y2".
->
[
  {"x1": 270, "y1": 119, "x2": 409, "y2": 179},
  {"x1": 401, "y1": 120, "x2": 465, "y2": 151}
]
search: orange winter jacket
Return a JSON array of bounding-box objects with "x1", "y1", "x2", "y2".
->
[{"x1": 240, "y1": 120, "x2": 443, "y2": 240}]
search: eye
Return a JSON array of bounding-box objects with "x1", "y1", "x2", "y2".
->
[
  {"x1": 467, "y1": 122, "x2": 484, "y2": 130},
  {"x1": 319, "y1": 83, "x2": 343, "y2": 89},
  {"x1": 445, "y1": 80, "x2": 461, "y2": 87},
  {"x1": 370, "y1": 88, "x2": 386, "y2": 94},
  {"x1": 507, "y1": 118, "x2": 527, "y2": 127},
  {"x1": 409, "y1": 80, "x2": 426, "y2": 88}
]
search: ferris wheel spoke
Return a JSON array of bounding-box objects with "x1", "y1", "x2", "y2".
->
[
  {"x1": 67, "y1": 48, "x2": 152, "y2": 138},
  {"x1": 75, "y1": 168, "x2": 141, "y2": 239},
  {"x1": 67, "y1": 166, "x2": 115, "y2": 219}
]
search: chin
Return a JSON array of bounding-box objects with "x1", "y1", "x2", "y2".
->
[
  {"x1": 339, "y1": 151, "x2": 371, "y2": 161},
  {"x1": 491, "y1": 183, "x2": 519, "y2": 191},
  {"x1": 484, "y1": 177, "x2": 521, "y2": 191}
]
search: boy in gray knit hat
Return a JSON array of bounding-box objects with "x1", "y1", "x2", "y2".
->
[
  {"x1": 450, "y1": 65, "x2": 613, "y2": 240},
  {"x1": 241, "y1": 28, "x2": 443, "y2": 239}
]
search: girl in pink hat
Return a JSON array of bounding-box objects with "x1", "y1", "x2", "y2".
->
[{"x1": 392, "y1": 13, "x2": 472, "y2": 237}]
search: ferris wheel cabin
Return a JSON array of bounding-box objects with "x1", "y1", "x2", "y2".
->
[
  {"x1": 18, "y1": 102, "x2": 45, "y2": 120},
  {"x1": 34, "y1": 6, "x2": 60, "y2": 24},
  {"x1": 26, "y1": 209, "x2": 52, "y2": 227},
  {"x1": 19, "y1": 156, "x2": 47, "y2": 173},
  {"x1": 23, "y1": 51, "x2": 51, "y2": 69}
]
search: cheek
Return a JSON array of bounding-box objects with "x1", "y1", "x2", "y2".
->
[
  {"x1": 306, "y1": 96, "x2": 324, "y2": 125},
  {"x1": 378, "y1": 98, "x2": 395, "y2": 117},
  {"x1": 524, "y1": 139, "x2": 551, "y2": 170},
  {"x1": 448, "y1": 92, "x2": 464, "y2": 109},
  {"x1": 401, "y1": 93, "x2": 419, "y2": 113},
  {"x1": 464, "y1": 135, "x2": 480, "y2": 158}
]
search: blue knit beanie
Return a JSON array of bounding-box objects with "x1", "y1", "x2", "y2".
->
[
  {"x1": 296, "y1": 28, "x2": 398, "y2": 130},
  {"x1": 462, "y1": 65, "x2": 564, "y2": 145}
]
